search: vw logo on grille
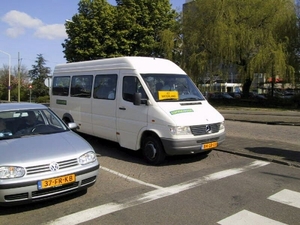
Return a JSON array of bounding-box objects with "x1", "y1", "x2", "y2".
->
[
  {"x1": 205, "y1": 125, "x2": 212, "y2": 133},
  {"x1": 49, "y1": 162, "x2": 60, "y2": 171}
]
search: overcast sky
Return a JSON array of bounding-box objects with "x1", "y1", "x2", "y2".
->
[{"x1": 0, "y1": 0, "x2": 185, "y2": 73}]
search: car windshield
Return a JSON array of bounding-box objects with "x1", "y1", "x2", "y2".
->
[
  {"x1": 0, "y1": 108, "x2": 69, "y2": 139},
  {"x1": 141, "y1": 74, "x2": 205, "y2": 102}
]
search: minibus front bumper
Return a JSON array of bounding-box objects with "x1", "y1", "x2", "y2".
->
[{"x1": 161, "y1": 133, "x2": 225, "y2": 156}]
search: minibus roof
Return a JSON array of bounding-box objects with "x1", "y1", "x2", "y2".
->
[{"x1": 53, "y1": 57, "x2": 186, "y2": 74}]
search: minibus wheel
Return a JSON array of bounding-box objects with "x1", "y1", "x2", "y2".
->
[
  {"x1": 142, "y1": 136, "x2": 166, "y2": 165},
  {"x1": 63, "y1": 117, "x2": 70, "y2": 124}
]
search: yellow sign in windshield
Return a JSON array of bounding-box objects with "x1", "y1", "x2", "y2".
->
[{"x1": 158, "y1": 91, "x2": 179, "y2": 100}]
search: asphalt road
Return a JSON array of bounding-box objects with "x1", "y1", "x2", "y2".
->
[
  {"x1": 217, "y1": 107, "x2": 300, "y2": 167},
  {"x1": 1, "y1": 117, "x2": 300, "y2": 225}
]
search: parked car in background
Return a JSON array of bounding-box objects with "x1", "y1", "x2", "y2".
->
[
  {"x1": 228, "y1": 92, "x2": 241, "y2": 99},
  {"x1": 249, "y1": 92, "x2": 267, "y2": 100},
  {"x1": 0, "y1": 103, "x2": 99, "y2": 206},
  {"x1": 210, "y1": 92, "x2": 234, "y2": 99},
  {"x1": 279, "y1": 91, "x2": 294, "y2": 99}
]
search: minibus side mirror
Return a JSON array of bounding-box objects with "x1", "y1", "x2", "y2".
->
[{"x1": 133, "y1": 93, "x2": 141, "y2": 105}]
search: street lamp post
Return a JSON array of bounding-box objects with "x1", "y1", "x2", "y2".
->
[
  {"x1": 0, "y1": 50, "x2": 11, "y2": 102},
  {"x1": 29, "y1": 85, "x2": 32, "y2": 103}
]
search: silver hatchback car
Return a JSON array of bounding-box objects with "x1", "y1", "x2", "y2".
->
[{"x1": 0, "y1": 103, "x2": 99, "y2": 206}]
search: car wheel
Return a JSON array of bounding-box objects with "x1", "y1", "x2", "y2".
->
[{"x1": 142, "y1": 136, "x2": 166, "y2": 165}]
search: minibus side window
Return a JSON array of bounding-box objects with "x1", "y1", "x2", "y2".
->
[
  {"x1": 70, "y1": 75, "x2": 93, "y2": 98},
  {"x1": 52, "y1": 76, "x2": 70, "y2": 96},
  {"x1": 122, "y1": 76, "x2": 146, "y2": 102},
  {"x1": 93, "y1": 74, "x2": 117, "y2": 100}
]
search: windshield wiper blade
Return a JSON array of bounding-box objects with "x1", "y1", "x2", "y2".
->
[
  {"x1": 158, "y1": 99, "x2": 179, "y2": 101},
  {"x1": 181, "y1": 97, "x2": 202, "y2": 101}
]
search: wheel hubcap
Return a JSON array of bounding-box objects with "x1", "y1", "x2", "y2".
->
[{"x1": 145, "y1": 143, "x2": 156, "y2": 159}]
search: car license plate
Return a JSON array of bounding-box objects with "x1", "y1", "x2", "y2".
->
[
  {"x1": 37, "y1": 174, "x2": 76, "y2": 190},
  {"x1": 202, "y1": 141, "x2": 218, "y2": 150}
]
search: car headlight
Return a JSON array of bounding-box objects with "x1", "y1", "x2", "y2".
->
[
  {"x1": 78, "y1": 151, "x2": 97, "y2": 165},
  {"x1": 169, "y1": 126, "x2": 191, "y2": 135},
  {"x1": 0, "y1": 166, "x2": 25, "y2": 179}
]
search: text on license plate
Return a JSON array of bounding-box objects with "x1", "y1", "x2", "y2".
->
[
  {"x1": 37, "y1": 174, "x2": 76, "y2": 190},
  {"x1": 202, "y1": 141, "x2": 218, "y2": 150}
]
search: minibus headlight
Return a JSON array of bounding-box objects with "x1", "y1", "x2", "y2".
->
[
  {"x1": 0, "y1": 166, "x2": 25, "y2": 179},
  {"x1": 219, "y1": 121, "x2": 225, "y2": 130},
  {"x1": 169, "y1": 126, "x2": 191, "y2": 135},
  {"x1": 78, "y1": 151, "x2": 97, "y2": 165}
]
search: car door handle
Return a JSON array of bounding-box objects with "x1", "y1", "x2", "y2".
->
[{"x1": 119, "y1": 107, "x2": 126, "y2": 110}]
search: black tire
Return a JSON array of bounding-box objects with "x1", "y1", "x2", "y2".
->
[
  {"x1": 63, "y1": 118, "x2": 70, "y2": 125},
  {"x1": 142, "y1": 136, "x2": 166, "y2": 165}
]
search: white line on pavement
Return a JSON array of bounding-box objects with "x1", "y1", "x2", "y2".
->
[
  {"x1": 217, "y1": 210, "x2": 287, "y2": 225},
  {"x1": 46, "y1": 160, "x2": 270, "y2": 225},
  {"x1": 268, "y1": 189, "x2": 300, "y2": 209},
  {"x1": 100, "y1": 166, "x2": 163, "y2": 189}
]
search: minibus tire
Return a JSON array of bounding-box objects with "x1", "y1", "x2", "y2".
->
[
  {"x1": 142, "y1": 136, "x2": 166, "y2": 165},
  {"x1": 63, "y1": 118, "x2": 70, "y2": 124}
]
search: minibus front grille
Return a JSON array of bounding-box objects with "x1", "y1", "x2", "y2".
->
[{"x1": 190, "y1": 123, "x2": 220, "y2": 136}]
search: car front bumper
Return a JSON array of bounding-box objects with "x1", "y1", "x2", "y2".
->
[{"x1": 0, "y1": 164, "x2": 99, "y2": 206}]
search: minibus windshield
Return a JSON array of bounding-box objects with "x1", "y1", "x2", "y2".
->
[{"x1": 141, "y1": 74, "x2": 205, "y2": 102}]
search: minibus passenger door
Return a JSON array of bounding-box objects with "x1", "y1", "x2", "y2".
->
[
  {"x1": 116, "y1": 75, "x2": 148, "y2": 150},
  {"x1": 91, "y1": 73, "x2": 118, "y2": 142}
]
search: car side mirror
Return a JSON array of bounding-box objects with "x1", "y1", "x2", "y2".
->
[{"x1": 68, "y1": 122, "x2": 78, "y2": 130}]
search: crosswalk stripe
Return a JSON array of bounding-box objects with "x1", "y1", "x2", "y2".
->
[
  {"x1": 217, "y1": 210, "x2": 287, "y2": 225},
  {"x1": 268, "y1": 189, "x2": 300, "y2": 209},
  {"x1": 46, "y1": 160, "x2": 269, "y2": 225}
]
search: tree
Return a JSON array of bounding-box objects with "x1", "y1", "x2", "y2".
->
[
  {"x1": 115, "y1": 0, "x2": 177, "y2": 57},
  {"x1": 11, "y1": 65, "x2": 30, "y2": 101},
  {"x1": 62, "y1": 0, "x2": 177, "y2": 61},
  {"x1": 0, "y1": 64, "x2": 29, "y2": 101},
  {"x1": 63, "y1": 0, "x2": 117, "y2": 62},
  {"x1": 0, "y1": 65, "x2": 9, "y2": 101},
  {"x1": 183, "y1": 0, "x2": 297, "y2": 96},
  {"x1": 28, "y1": 54, "x2": 51, "y2": 99},
  {"x1": 292, "y1": 0, "x2": 300, "y2": 88}
]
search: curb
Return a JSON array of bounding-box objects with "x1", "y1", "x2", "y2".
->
[
  {"x1": 224, "y1": 118, "x2": 300, "y2": 126},
  {"x1": 215, "y1": 148, "x2": 300, "y2": 168}
]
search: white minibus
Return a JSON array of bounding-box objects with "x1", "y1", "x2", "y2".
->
[{"x1": 50, "y1": 57, "x2": 225, "y2": 165}]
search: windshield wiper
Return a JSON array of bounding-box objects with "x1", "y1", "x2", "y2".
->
[
  {"x1": 181, "y1": 97, "x2": 202, "y2": 101},
  {"x1": 158, "y1": 98, "x2": 178, "y2": 101}
]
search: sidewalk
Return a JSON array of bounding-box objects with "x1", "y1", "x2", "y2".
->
[
  {"x1": 215, "y1": 107, "x2": 300, "y2": 167},
  {"x1": 218, "y1": 107, "x2": 300, "y2": 126}
]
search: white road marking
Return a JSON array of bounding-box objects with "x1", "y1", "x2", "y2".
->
[
  {"x1": 46, "y1": 160, "x2": 269, "y2": 225},
  {"x1": 100, "y1": 166, "x2": 163, "y2": 189},
  {"x1": 217, "y1": 210, "x2": 287, "y2": 225},
  {"x1": 268, "y1": 189, "x2": 300, "y2": 209}
]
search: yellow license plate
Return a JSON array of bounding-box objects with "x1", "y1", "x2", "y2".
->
[
  {"x1": 202, "y1": 142, "x2": 218, "y2": 150},
  {"x1": 38, "y1": 174, "x2": 76, "y2": 189}
]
